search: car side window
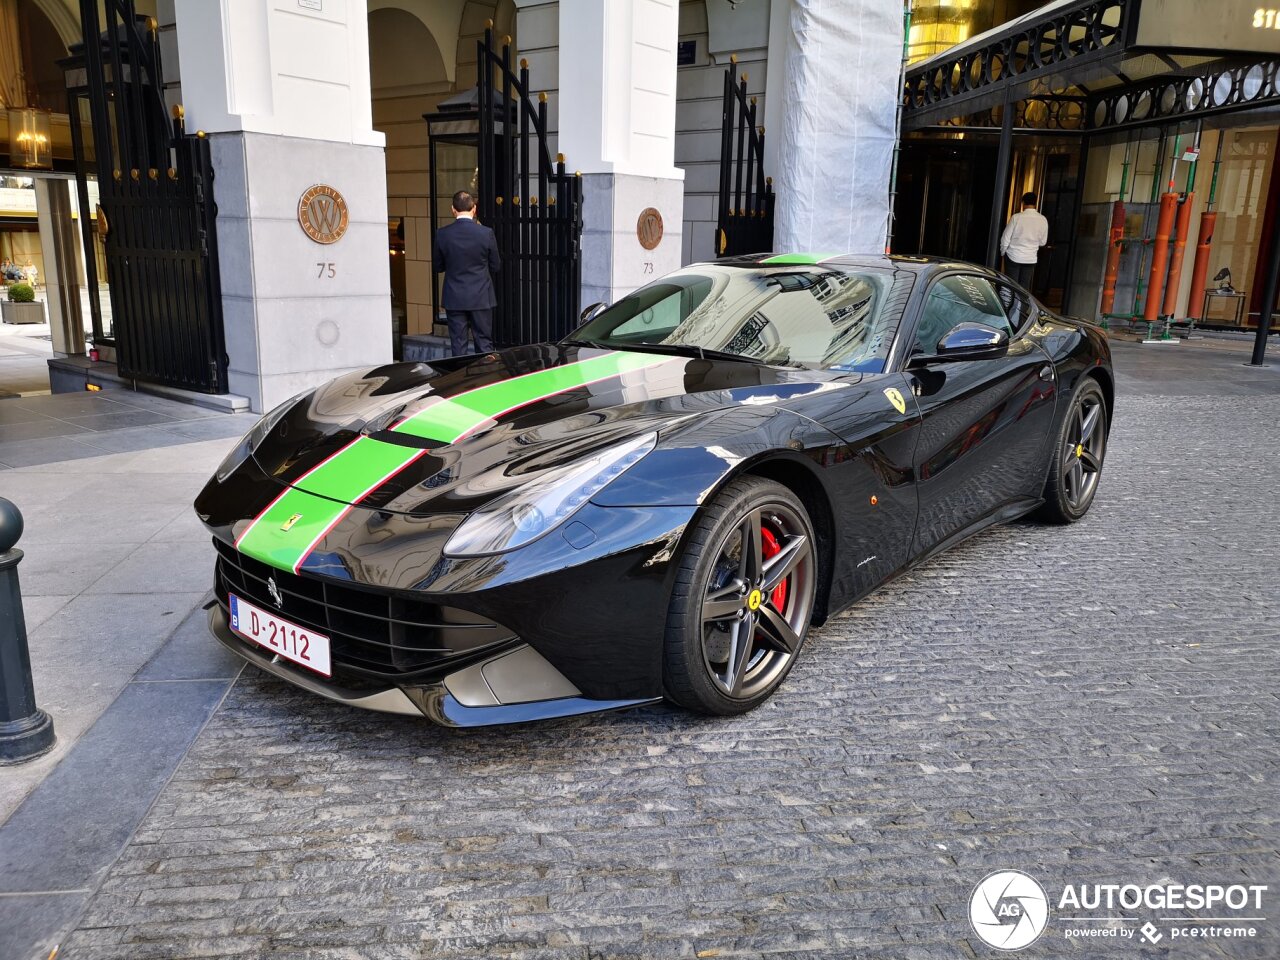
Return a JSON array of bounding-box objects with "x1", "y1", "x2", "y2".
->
[
  {"x1": 913, "y1": 275, "x2": 1012, "y2": 356},
  {"x1": 993, "y1": 281, "x2": 1035, "y2": 334}
]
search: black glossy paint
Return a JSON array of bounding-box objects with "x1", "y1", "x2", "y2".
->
[{"x1": 195, "y1": 255, "x2": 1113, "y2": 713}]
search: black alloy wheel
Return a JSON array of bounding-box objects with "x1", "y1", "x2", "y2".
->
[
  {"x1": 664, "y1": 477, "x2": 817, "y2": 714},
  {"x1": 1039, "y1": 377, "x2": 1108, "y2": 523}
]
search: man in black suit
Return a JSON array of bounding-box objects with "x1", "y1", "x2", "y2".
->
[{"x1": 432, "y1": 190, "x2": 501, "y2": 356}]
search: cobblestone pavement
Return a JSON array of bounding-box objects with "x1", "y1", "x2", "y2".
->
[{"x1": 56, "y1": 387, "x2": 1280, "y2": 959}]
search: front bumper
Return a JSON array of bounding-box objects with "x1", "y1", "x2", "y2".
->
[
  {"x1": 208, "y1": 605, "x2": 659, "y2": 727},
  {"x1": 202, "y1": 495, "x2": 697, "y2": 700}
]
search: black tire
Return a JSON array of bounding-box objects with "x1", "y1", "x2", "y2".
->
[
  {"x1": 1037, "y1": 376, "x2": 1109, "y2": 524},
  {"x1": 663, "y1": 476, "x2": 817, "y2": 715}
]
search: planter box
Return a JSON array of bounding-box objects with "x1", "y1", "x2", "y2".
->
[{"x1": 1, "y1": 301, "x2": 45, "y2": 325}]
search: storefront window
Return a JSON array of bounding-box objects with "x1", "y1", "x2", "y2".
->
[
  {"x1": 1076, "y1": 124, "x2": 1279, "y2": 323},
  {"x1": 1213, "y1": 127, "x2": 1276, "y2": 311}
]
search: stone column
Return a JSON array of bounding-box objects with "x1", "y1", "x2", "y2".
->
[
  {"x1": 772, "y1": 0, "x2": 901, "y2": 256},
  {"x1": 173, "y1": 0, "x2": 391, "y2": 412},
  {"x1": 557, "y1": 0, "x2": 684, "y2": 307}
]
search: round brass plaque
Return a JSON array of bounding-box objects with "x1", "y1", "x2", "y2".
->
[
  {"x1": 637, "y1": 207, "x2": 663, "y2": 251},
  {"x1": 298, "y1": 184, "x2": 350, "y2": 245}
]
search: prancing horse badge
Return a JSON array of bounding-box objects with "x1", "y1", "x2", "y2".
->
[{"x1": 883, "y1": 387, "x2": 907, "y2": 415}]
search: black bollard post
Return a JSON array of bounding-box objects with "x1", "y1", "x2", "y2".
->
[{"x1": 0, "y1": 498, "x2": 56, "y2": 764}]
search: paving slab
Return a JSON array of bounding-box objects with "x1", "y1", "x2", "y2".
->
[
  {"x1": 15, "y1": 539, "x2": 140, "y2": 598},
  {"x1": 135, "y1": 604, "x2": 244, "y2": 682},
  {"x1": 0, "y1": 435, "x2": 111, "y2": 468},
  {"x1": 0, "y1": 893, "x2": 89, "y2": 960},
  {"x1": 0, "y1": 418, "x2": 94, "y2": 441},
  {"x1": 85, "y1": 540, "x2": 217, "y2": 596}
]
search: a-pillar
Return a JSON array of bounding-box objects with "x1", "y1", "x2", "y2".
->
[
  {"x1": 557, "y1": 0, "x2": 684, "y2": 307},
  {"x1": 173, "y1": 0, "x2": 391, "y2": 412},
  {"x1": 770, "y1": 0, "x2": 901, "y2": 255}
]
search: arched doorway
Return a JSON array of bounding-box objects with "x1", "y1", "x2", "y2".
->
[
  {"x1": 367, "y1": 0, "x2": 513, "y2": 353},
  {"x1": 1, "y1": 0, "x2": 87, "y2": 396},
  {"x1": 368, "y1": 6, "x2": 448, "y2": 350}
]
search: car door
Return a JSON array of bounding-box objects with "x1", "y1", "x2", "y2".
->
[
  {"x1": 903, "y1": 272, "x2": 1058, "y2": 558},
  {"x1": 768, "y1": 269, "x2": 924, "y2": 606}
]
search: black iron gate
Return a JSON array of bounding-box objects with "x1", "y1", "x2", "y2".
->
[
  {"x1": 477, "y1": 28, "x2": 583, "y2": 347},
  {"x1": 67, "y1": 0, "x2": 227, "y2": 393},
  {"x1": 716, "y1": 58, "x2": 774, "y2": 258}
]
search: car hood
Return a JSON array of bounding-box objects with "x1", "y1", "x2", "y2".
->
[{"x1": 249, "y1": 343, "x2": 859, "y2": 518}]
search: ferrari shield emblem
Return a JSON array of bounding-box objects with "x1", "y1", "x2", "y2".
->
[
  {"x1": 281, "y1": 513, "x2": 302, "y2": 532},
  {"x1": 883, "y1": 387, "x2": 907, "y2": 415}
]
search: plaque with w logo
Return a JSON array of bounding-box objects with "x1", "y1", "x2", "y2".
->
[{"x1": 298, "y1": 184, "x2": 350, "y2": 244}]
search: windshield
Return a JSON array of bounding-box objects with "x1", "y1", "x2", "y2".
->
[{"x1": 569, "y1": 264, "x2": 908, "y2": 372}]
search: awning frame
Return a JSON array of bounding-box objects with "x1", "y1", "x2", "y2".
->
[{"x1": 903, "y1": 0, "x2": 1280, "y2": 134}]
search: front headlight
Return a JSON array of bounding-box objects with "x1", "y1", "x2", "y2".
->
[
  {"x1": 443, "y1": 433, "x2": 658, "y2": 557},
  {"x1": 215, "y1": 390, "x2": 312, "y2": 482}
]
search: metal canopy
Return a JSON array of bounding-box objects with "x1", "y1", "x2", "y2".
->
[{"x1": 902, "y1": 0, "x2": 1280, "y2": 133}]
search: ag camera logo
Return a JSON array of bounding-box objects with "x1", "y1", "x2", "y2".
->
[{"x1": 969, "y1": 870, "x2": 1050, "y2": 951}]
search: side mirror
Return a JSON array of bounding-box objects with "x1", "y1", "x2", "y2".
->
[
  {"x1": 934, "y1": 322, "x2": 1009, "y2": 362},
  {"x1": 580, "y1": 302, "x2": 607, "y2": 323}
]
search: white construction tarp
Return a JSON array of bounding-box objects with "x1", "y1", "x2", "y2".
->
[{"x1": 774, "y1": 0, "x2": 902, "y2": 255}]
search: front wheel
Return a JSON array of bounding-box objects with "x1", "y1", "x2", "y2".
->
[
  {"x1": 1038, "y1": 376, "x2": 1108, "y2": 523},
  {"x1": 663, "y1": 477, "x2": 817, "y2": 715}
]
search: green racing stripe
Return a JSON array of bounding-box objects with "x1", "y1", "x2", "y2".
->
[
  {"x1": 234, "y1": 350, "x2": 674, "y2": 573},
  {"x1": 760, "y1": 252, "x2": 845, "y2": 265}
]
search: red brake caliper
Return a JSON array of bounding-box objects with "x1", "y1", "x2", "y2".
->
[{"x1": 760, "y1": 525, "x2": 788, "y2": 611}]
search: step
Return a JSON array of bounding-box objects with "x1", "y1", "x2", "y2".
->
[{"x1": 47, "y1": 356, "x2": 251, "y2": 413}]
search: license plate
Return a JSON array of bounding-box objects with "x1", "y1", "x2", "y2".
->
[{"x1": 229, "y1": 593, "x2": 332, "y2": 677}]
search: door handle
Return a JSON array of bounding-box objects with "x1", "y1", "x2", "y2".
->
[{"x1": 1038, "y1": 365, "x2": 1054, "y2": 381}]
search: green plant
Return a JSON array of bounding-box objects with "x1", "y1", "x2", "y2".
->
[{"x1": 6, "y1": 283, "x2": 35, "y2": 303}]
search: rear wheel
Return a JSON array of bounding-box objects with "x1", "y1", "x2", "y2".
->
[
  {"x1": 664, "y1": 477, "x2": 816, "y2": 715},
  {"x1": 1038, "y1": 376, "x2": 1108, "y2": 523}
]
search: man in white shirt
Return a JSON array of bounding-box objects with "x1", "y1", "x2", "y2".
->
[{"x1": 999, "y1": 191, "x2": 1049, "y2": 291}]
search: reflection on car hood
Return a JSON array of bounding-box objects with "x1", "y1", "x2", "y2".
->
[{"x1": 249, "y1": 343, "x2": 857, "y2": 517}]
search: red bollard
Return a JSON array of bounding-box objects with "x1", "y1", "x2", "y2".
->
[
  {"x1": 1186, "y1": 210, "x2": 1217, "y2": 321},
  {"x1": 1100, "y1": 199, "x2": 1125, "y2": 316},
  {"x1": 1162, "y1": 192, "x2": 1195, "y2": 318},
  {"x1": 1143, "y1": 192, "x2": 1179, "y2": 323}
]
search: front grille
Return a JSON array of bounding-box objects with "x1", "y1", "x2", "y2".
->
[{"x1": 213, "y1": 538, "x2": 514, "y2": 681}]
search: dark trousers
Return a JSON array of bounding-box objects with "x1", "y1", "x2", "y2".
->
[
  {"x1": 1006, "y1": 259, "x2": 1036, "y2": 291},
  {"x1": 446, "y1": 308, "x2": 494, "y2": 356}
]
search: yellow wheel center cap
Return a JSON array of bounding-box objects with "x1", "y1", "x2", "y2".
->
[
  {"x1": 1076, "y1": 443, "x2": 1084, "y2": 459},
  {"x1": 747, "y1": 589, "x2": 763, "y2": 612}
]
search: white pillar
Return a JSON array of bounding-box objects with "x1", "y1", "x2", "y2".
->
[
  {"x1": 558, "y1": 0, "x2": 684, "y2": 306},
  {"x1": 773, "y1": 0, "x2": 900, "y2": 255},
  {"x1": 174, "y1": 0, "x2": 390, "y2": 412},
  {"x1": 762, "y1": 0, "x2": 791, "y2": 190}
]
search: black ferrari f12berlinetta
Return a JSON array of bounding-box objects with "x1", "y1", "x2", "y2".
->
[{"x1": 196, "y1": 253, "x2": 1112, "y2": 726}]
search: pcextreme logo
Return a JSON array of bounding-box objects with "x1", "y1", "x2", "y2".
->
[{"x1": 968, "y1": 871, "x2": 1269, "y2": 951}]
